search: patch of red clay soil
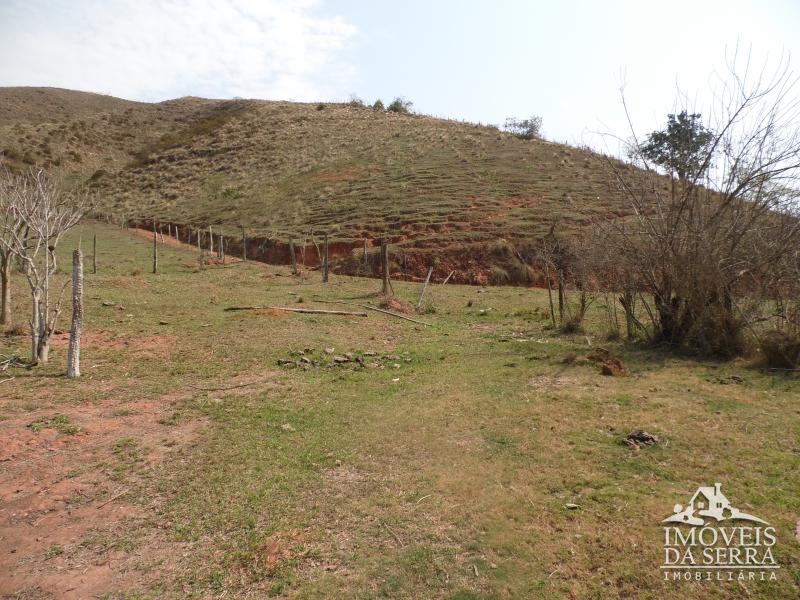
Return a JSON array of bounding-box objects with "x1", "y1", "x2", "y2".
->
[
  {"x1": 378, "y1": 296, "x2": 414, "y2": 314},
  {"x1": 50, "y1": 329, "x2": 177, "y2": 360},
  {"x1": 0, "y1": 383, "x2": 204, "y2": 599}
]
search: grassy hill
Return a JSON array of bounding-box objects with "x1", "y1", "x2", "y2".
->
[{"x1": 0, "y1": 87, "x2": 639, "y2": 282}]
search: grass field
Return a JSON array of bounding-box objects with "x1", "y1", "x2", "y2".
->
[{"x1": 1, "y1": 224, "x2": 798, "y2": 599}]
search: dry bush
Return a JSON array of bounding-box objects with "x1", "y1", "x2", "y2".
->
[
  {"x1": 533, "y1": 229, "x2": 601, "y2": 332},
  {"x1": 599, "y1": 51, "x2": 800, "y2": 357},
  {"x1": 759, "y1": 330, "x2": 800, "y2": 369}
]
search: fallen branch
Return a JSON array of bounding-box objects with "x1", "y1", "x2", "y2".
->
[
  {"x1": 0, "y1": 354, "x2": 32, "y2": 371},
  {"x1": 189, "y1": 382, "x2": 259, "y2": 392},
  {"x1": 312, "y1": 299, "x2": 433, "y2": 326},
  {"x1": 359, "y1": 304, "x2": 432, "y2": 326},
  {"x1": 225, "y1": 306, "x2": 368, "y2": 317},
  {"x1": 380, "y1": 520, "x2": 404, "y2": 547}
]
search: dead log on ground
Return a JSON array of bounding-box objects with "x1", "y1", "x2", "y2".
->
[{"x1": 224, "y1": 306, "x2": 368, "y2": 316}]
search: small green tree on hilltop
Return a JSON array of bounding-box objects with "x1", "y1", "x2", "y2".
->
[{"x1": 638, "y1": 111, "x2": 715, "y2": 180}]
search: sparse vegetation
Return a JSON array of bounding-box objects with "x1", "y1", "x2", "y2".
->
[{"x1": 27, "y1": 413, "x2": 81, "y2": 435}]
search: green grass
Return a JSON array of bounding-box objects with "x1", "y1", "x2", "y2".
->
[
  {"x1": 27, "y1": 413, "x2": 81, "y2": 435},
  {"x1": 1, "y1": 223, "x2": 798, "y2": 599}
]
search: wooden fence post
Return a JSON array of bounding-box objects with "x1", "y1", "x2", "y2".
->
[
  {"x1": 416, "y1": 266, "x2": 433, "y2": 311},
  {"x1": 322, "y1": 234, "x2": 329, "y2": 283},
  {"x1": 152, "y1": 222, "x2": 158, "y2": 274},
  {"x1": 66, "y1": 249, "x2": 83, "y2": 378},
  {"x1": 208, "y1": 225, "x2": 214, "y2": 254},
  {"x1": 241, "y1": 225, "x2": 247, "y2": 261},
  {"x1": 289, "y1": 239, "x2": 297, "y2": 274},
  {"x1": 381, "y1": 237, "x2": 391, "y2": 295},
  {"x1": 92, "y1": 233, "x2": 97, "y2": 274}
]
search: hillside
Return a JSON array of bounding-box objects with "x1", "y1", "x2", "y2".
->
[{"x1": 0, "y1": 87, "x2": 637, "y2": 283}]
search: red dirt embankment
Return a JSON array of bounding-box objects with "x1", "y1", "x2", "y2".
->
[{"x1": 134, "y1": 221, "x2": 546, "y2": 286}]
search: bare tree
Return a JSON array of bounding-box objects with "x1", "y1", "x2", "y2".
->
[
  {"x1": 0, "y1": 169, "x2": 88, "y2": 364},
  {"x1": 601, "y1": 50, "x2": 800, "y2": 356},
  {"x1": 0, "y1": 169, "x2": 27, "y2": 325}
]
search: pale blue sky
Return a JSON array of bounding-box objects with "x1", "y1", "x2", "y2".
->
[{"x1": 1, "y1": 0, "x2": 799, "y2": 147}]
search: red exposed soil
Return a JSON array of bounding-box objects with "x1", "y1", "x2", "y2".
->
[
  {"x1": 0, "y1": 335, "x2": 202, "y2": 599},
  {"x1": 49, "y1": 329, "x2": 178, "y2": 360},
  {"x1": 379, "y1": 296, "x2": 413, "y2": 314},
  {"x1": 132, "y1": 220, "x2": 547, "y2": 287}
]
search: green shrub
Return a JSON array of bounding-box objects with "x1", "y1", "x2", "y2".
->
[
  {"x1": 388, "y1": 97, "x2": 413, "y2": 114},
  {"x1": 373, "y1": 99, "x2": 385, "y2": 111},
  {"x1": 503, "y1": 116, "x2": 543, "y2": 139}
]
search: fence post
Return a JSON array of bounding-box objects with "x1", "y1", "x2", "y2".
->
[
  {"x1": 152, "y1": 222, "x2": 158, "y2": 274},
  {"x1": 66, "y1": 249, "x2": 83, "y2": 378},
  {"x1": 322, "y1": 234, "x2": 329, "y2": 282}
]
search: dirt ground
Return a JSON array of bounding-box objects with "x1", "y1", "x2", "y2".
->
[{"x1": 0, "y1": 332, "x2": 202, "y2": 599}]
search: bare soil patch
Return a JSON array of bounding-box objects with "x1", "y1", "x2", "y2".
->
[
  {"x1": 50, "y1": 329, "x2": 177, "y2": 360},
  {"x1": 0, "y1": 386, "x2": 204, "y2": 599}
]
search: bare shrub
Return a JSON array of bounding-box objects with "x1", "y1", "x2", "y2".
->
[
  {"x1": 759, "y1": 330, "x2": 800, "y2": 369},
  {"x1": 600, "y1": 51, "x2": 800, "y2": 357},
  {"x1": 534, "y1": 228, "x2": 600, "y2": 333}
]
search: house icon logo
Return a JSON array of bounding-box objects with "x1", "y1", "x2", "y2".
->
[{"x1": 663, "y1": 483, "x2": 769, "y2": 527}]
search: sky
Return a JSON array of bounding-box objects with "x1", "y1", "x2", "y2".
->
[{"x1": 1, "y1": 0, "x2": 799, "y2": 149}]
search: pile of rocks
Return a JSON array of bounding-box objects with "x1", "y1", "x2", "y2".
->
[{"x1": 277, "y1": 348, "x2": 412, "y2": 370}]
